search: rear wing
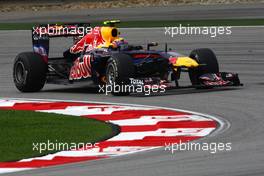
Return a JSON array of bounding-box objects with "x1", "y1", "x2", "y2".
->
[{"x1": 32, "y1": 23, "x2": 91, "y2": 59}]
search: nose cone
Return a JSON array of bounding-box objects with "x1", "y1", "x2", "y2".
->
[{"x1": 174, "y1": 57, "x2": 199, "y2": 67}]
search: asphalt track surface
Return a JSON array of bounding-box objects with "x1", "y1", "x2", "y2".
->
[
  {"x1": 0, "y1": 3, "x2": 264, "y2": 23},
  {"x1": 0, "y1": 26, "x2": 264, "y2": 176}
]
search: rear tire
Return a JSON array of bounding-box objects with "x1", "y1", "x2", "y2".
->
[
  {"x1": 13, "y1": 52, "x2": 47, "y2": 92},
  {"x1": 188, "y1": 48, "x2": 219, "y2": 85},
  {"x1": 106, "y1": 53, "x2": 134, "y2": 96}
]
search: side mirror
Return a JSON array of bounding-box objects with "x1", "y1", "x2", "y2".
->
[{"x1": 147, "y1": 42, "x2": 158, "y2": 50}]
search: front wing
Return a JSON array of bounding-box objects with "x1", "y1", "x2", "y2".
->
[{"x1": 127, "y1": 72, "x2": 242, "y2": 92}]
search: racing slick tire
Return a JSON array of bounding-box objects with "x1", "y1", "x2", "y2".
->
[
  {"x1": 106, "y1": 53, "x2": 135, "y2": 96},
  {"x1": 188, "y1": 48, "x2": 219, "y2": 86},
  {"x1": 13, "y1": 52, "x2": 47, "y2": 92}
]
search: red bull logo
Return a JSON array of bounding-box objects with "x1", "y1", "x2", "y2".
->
[
  {"x1": 69, "y1": 55, "x2": 92, "y2": 80},
  {"x1": 70, "y1": 27, "x2": 103, "y2": 54},
  {"x1": 70, "y1": 26, "x2": 120, "y2": 54}
]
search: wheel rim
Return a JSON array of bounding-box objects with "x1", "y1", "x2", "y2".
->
[
  {"x1": 14, "y1": 61, "x2": 26, "y2": 84},
  {"x1": 107, "y1": 64, "x2": 115, "y2": 85}
]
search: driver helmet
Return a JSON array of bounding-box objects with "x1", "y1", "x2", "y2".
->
[{"x1": 112, "y1": 38, "x2": 128, "y2": 49}]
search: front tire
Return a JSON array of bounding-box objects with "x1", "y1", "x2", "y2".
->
[
  {"x1": 13, "y1": 52, "x2": 47, "y2": 92},
  {"x1": 188, "y1": 48, "x2": 219, "y2": 85},
  {"x1": 106, "y1": 53, "x2": 134, "y2": 96}
]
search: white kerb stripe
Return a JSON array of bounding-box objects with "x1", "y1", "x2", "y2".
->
[
  {"x1": 110, "y1": 115, "x2": 213, "y2": 126},
  {"x1": 0, "y1": 168, "x2": 34, "y2": 174},
  {"x1": 20, "y1": 146, "x2": 155, "y2": 162},
  {"x1": 108, "y1": 128, "x2": 215, "y2": 141},
  {"x1": 38, "y1": 106, "x2": 154, "y2": 116}
]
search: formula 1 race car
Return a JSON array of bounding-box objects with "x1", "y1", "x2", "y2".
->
[{"x1": 13, "y1": 20, "x2": 242, "y2": 96}]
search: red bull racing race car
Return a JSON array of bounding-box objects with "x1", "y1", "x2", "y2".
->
[{"x1": 13, "y1": 20, "x2": 242, "y2": 96}]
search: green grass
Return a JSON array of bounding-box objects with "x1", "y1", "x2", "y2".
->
[
  {"x1": 0, "y1": 110, "x2": 114, "y2": 162},
  {"x1": 0, "y1": 19, "x2": 264, "y2": 30}
]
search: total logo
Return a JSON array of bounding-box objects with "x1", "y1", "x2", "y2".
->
[
  {"x1": 69, "y1": 55, "x2": 92, "y2": 80},
  {"x1": 129, "y1": 78, "x2": 144, "y2": 85}
]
